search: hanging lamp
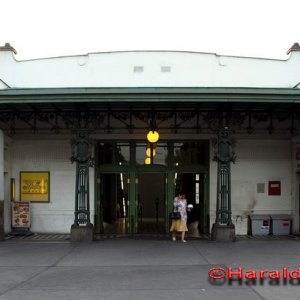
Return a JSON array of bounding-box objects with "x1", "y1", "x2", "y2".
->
[
  {"x1": 147, "y1": 130, "x2": 159, "y2": 143},
  {"x1": 145, "y1": 157, "x2": 151, "y2": 165},
  {"x1": 146, "y1": 144, "x2": 156, "y2": 157},
  {"x1": 147, "y1": 113, "x2": 159, "y2": 143}
]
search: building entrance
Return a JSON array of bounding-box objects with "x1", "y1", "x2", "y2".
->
[
  {"x1": 94, "y1": 140, "x2": 210, "y2": 236},
  {"x1": 96, "y1": 171, "x2": 167, "y2": 235},
  {"x1": 137, "y1": 173, "x2": 166, "y2": 234}
]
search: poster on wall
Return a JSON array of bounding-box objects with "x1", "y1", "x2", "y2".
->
[
  {"x1": 12, "y1": 202, "x2": 30, "y2": 228},
  {"x1": 268, "y1": 181, "x2": 281, "y2": 196},
  {"x1": 20, "y1": 171, "x2": 50, "y2": 202}
]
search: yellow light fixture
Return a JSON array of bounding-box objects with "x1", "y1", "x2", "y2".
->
[
  {"x1": 147, "y1": 130, "x2": 159, "y2": 143},
  {"x1": 145, "y1": 157, "x2": 151, "y2": 165},
  {"x1": 146, "y1": 147, "x2": 156, "y2": 157}
]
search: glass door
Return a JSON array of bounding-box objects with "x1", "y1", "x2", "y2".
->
[
  {"x1": 96, "y1": 172, "x2": 129, "y2": 234},
  {"x1": 136, "y1": 173, "x2": 166, "y2": 234}
]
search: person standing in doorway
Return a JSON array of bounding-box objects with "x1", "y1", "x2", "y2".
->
[{"x1": 170, "y1": 192, "x2": 188, "y2": 242}]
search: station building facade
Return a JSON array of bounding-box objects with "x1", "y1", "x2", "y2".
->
[{"x1": 1, "y1": 43, "x2": 300, "y2": 238}]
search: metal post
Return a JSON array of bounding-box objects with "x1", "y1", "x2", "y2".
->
[
  {"x1": 70, "y1": 129, "x2": 94, "y2": 242},
  {"x1": 211, "y1": 127, "x2": 236, "y2": 241}
]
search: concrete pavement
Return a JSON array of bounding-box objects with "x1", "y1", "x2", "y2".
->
[{"x1": 0, "y1": 237, "x2": 299, "y2": 299}]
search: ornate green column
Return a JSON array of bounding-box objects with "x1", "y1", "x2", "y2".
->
[
  {"x1": 211, "y1": 128, "x2": 236, "y2": 241},
  {"x1": 70, "y1": 129, "x2": 94, "y2": 242}
]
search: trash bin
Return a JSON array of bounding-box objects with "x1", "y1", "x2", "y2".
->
[
  {"x1": 250, "y1": 215, "x2": 271, "y2": 235},
  {"x1": 271, "y1": 215, "x2": 292, "y2": 235}
]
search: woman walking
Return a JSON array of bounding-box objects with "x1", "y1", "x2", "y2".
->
[{"x1": 170, "y1": 193, "x2": 188, "y2": 242}]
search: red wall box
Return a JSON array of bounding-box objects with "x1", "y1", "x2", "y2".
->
[{"x1": 268, "y1": 181, "x2": 281, "y2": 196}]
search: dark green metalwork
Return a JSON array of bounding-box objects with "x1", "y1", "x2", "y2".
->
[
  {"x1": 70, "y1": 129, "x2": 94, "y2": 227},
  {"x1": 166, "y1": 170, "x2": 175, "y2": 233},
  {"x1": 128, "y1": 171, "x2": 137, "y2": 234},
  {"x1": 213, "y1": 128, "x2": 236, "y2": 226},
  {"x1": 2, "y1": 87, "x2": 300, "y2": 104},
  {"x1": 1, "y1": 102, "x2": 300, "y2": 135}
]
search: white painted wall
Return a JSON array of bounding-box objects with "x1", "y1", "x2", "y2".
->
[
  {"x1": 11, "y1": 138, "x2": 95, "y2": 233},
  {"x1": 2, "y1": 134, "x2": 293, "y2": 235},
  {"x1": 210, "y1": 138, "x2": 292, "y2": 235},
  {"x1": 1, "y1": 48, "x2": 300, "y2": 88}
]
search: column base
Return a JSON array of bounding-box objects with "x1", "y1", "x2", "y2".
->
[
  {"x1": 211, "y1": 223, "x2": 236, "y2": 242},
  {"x1": 70, "y1": 223, "x2": 94, "y2": 242}
]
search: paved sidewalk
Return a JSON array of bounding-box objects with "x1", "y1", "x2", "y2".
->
[{"x1": 0, "y1": 237, "x2": 299, "y2": 300}]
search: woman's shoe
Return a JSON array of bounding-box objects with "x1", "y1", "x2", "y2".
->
[
  {"x1": 172, "y1": 237, "x2": 176, "y2": 241},
  {"x1": 181, "y1": 239, "x2": 187, "y2": 243}
]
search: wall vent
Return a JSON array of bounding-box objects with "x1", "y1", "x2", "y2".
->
[
  {"x1": 161, "y1": 66, "x2": 171, "y2": 72},
  {"x1": 134, "y1": 66, "x2": 144, "y2": 73}
]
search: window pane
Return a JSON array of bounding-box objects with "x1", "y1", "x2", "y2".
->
[
  {"x1": 98, "y1": 142, "x2": 130, "y2": 165},
  {"x1": 174, "y1": 141, "x2": 207, "y2": 166},
  {"x1": 136, "y1": 143, "x2": 168, "y2": 165},
  {"x1": 195, "y1": 182, "x2": 199, "y2": 204}
]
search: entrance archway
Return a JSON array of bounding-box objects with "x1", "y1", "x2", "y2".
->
[{"x1": 94, "y1": 140, "x2": 209, "y2": 236}]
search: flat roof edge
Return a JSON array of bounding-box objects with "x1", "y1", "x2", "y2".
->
[
  {"x1": 1, "y1": 87, "x2": 300, "y2": 105},
  {"x1": 1, "y1": 87, "x2": 300, "y2": 96}
]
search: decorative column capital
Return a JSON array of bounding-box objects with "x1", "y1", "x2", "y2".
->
[
  {"x1": 70, "y1": 129, "x2": 94, "y2": 166},
  {"x1": 212, "y1": 128, "x2": 236, "y2": 163}
]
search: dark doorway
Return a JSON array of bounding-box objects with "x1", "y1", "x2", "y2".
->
[
  {"x1": 101, "y1": 173, "x2": 129, "y2": 234},
  {"x1": 175, "y1": 173, "x2": 207, "y2": 235},
  {"x1": 137, "y1": 173, "x2": 166, "y2": 234}
]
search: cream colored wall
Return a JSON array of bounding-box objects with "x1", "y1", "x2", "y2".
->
[
  {"x1": 1, "y1": 49, "x2": 300, "y2": 88},
  {"x1": 10, "y1": 137, "x2": 94, "y2": 233},
  {"x1": 3, "y1": 134, "x2": 295, "y2": 235},
  {"x1": 210, "y1": 138, "x2": 293, "y2": 235}
]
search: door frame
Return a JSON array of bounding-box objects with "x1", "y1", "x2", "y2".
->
[
  {"x1": 94, "y1": 169, "x2": 129, "y2": 234},
  {"x1": 128, "y1": 165, "x2": 170, "y2": 234},
  {"x1": 94, "y1": 140, "x2": 210, "y2": 235}
]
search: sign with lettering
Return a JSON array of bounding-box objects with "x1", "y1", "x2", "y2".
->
[
  {"x1": 20, "y1": 172, "x2": 50, "y2": 202},
  {"x1": 268, "y1": 181, "x2": 281, "y2": 196}
]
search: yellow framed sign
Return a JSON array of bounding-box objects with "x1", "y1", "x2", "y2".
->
[{"x1": 20, "y1": 171, "x2": 50, "y2": 202}]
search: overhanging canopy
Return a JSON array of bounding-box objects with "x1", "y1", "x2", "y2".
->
[
  {"x1": 1, "y1": 87, "x2": 300, "y2": 134},
  {"x1": 1, "y1": 87, "x2": 300, "y2": 104}
]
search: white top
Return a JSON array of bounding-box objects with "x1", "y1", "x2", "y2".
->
[{"x1": 1, "y1": 47, "x2": 300, "y2": 89}]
